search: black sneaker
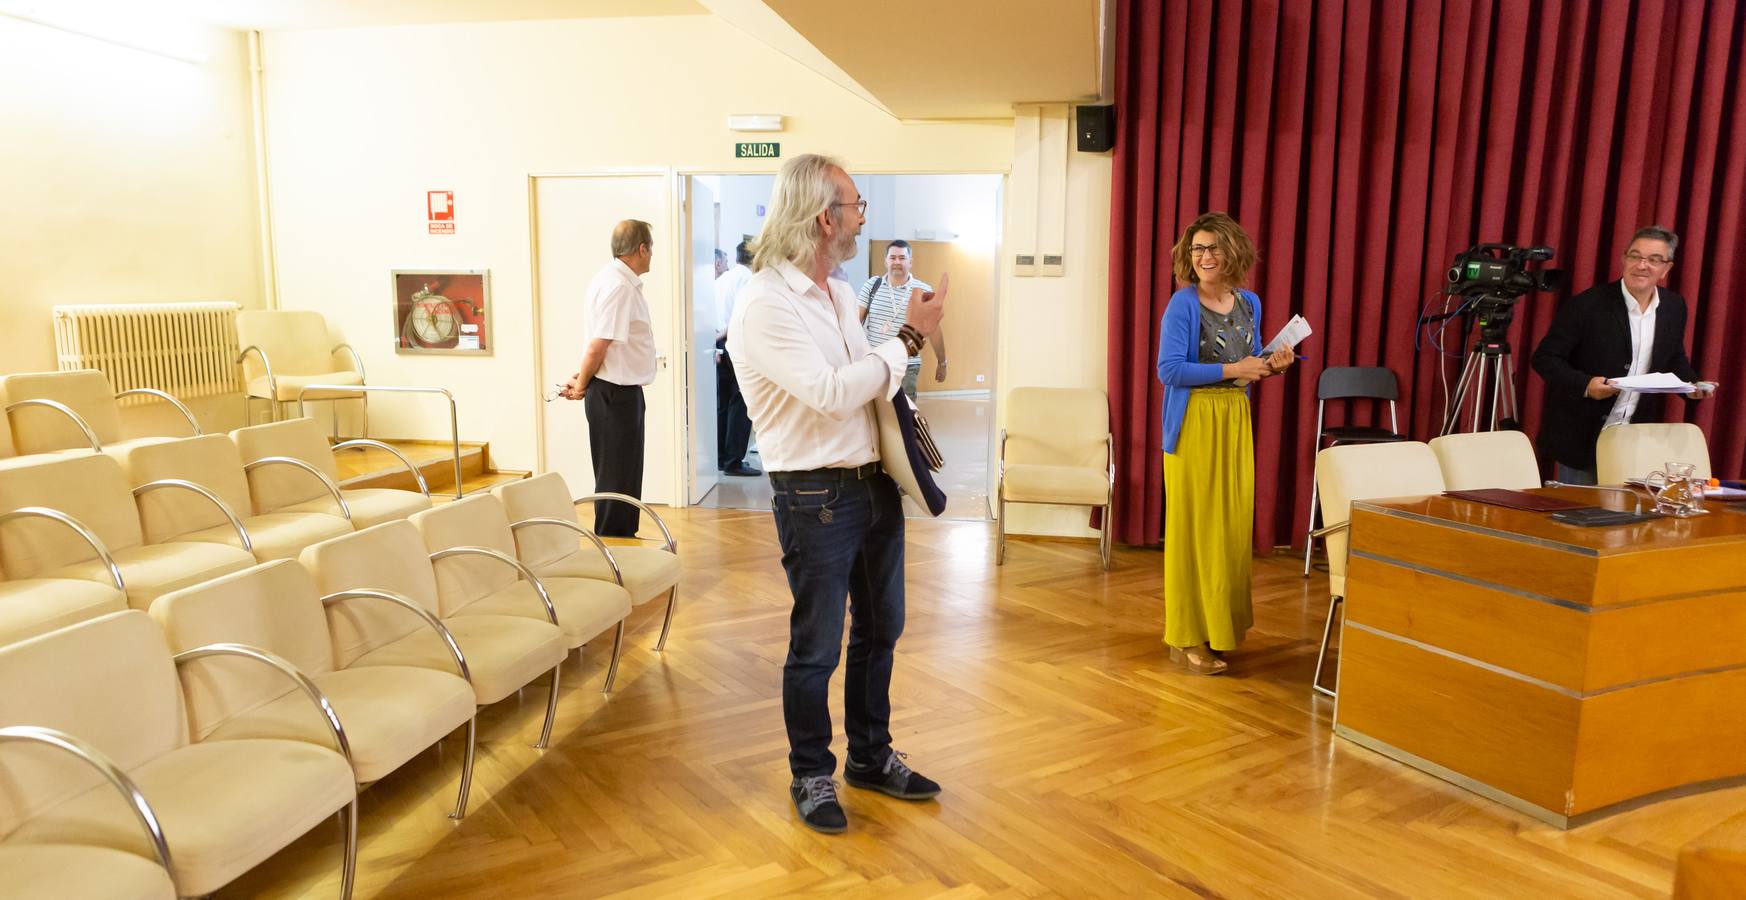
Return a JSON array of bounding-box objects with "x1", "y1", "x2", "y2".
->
[
  {"x1": 790, "y1": 776, "x2": 847, "y2": 833},
  {"x1": 845, "y1": 750, "x2": 940, "y2": 800}
]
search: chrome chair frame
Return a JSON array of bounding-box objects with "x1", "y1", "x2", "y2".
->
[
  {"x1": 319, "y1": 588, "x2": 476, "y2": 819},
  {"x1": 331, "y1": 439, "x2": 431, "y2": 497},
  {"x1": 509, "y1": 516, "x2": 628, "y2": 691},
  {"x1": 427, "y1": 546, "x2": 566, "y2": 746},
  {"x1": 996, "y1": 430, "x2": 1114, "y2": 570},
  {"x1": 238, "y1": 342, "x2": 369, "y2": 436},
  {"x1": 244, "y1": 456, "x2": 354, "y2": 522},
  {"x1": 1308, "y1": 519, "x2": 1350, "y2": 699},
  {"x1": 0, "y1": 725, "x2": 177, "y2": 896},
  {"x1": 0, "y1": 507, "x2": 125, "y2": 591},
  {"x1": 132, "y1": 479, "x2": 254, "y2": 554},
  {"x1": 172, "y1": 642, "x2": 357, "y2": 899},
  {"x1": 572, "y1": 493, "x2": 681, "y2": 650},
  {"x1": 3, "y1": 399, "x2": 102, "y2": 451}
]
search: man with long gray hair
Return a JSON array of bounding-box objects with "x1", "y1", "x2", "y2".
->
[{"x1": 727, "y1": 154, "x2": 946, "y2": 834}]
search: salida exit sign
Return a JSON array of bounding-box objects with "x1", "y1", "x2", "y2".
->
[{"x1": 735, "y1": 142, "x2": 780, "y2": 159}]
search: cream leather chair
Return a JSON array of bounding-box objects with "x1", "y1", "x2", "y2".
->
[
  {"x1": 151, "y1": 560, "x2": 479, "y2": 818},
  {"x1": 1428, "y1": 430, "x2": 1541, "y2": 491},
  {"x1": 1, "y1": 370, "x2": 200, "y2": 456},
  {"x1": 235, "y1": 310, "x2": 365, "y2": 426},
  {"x1": 413, "y1": 494, "x2": 633, "y2": 691},
  {"x1": 0, "y1": 453, "x2": 256, "y2": 610},
  {"x1": 494, "y1": 473, "x2": 682, "y2": 649},
  {"x1": 0, "y1": 842, "x2": 176, "y2": 900},
  {"x1": 0, "y1": 610, "x2": 358, "y2": 898},
  {"x1": 232, "y1": 417, "x2": 432, "y2": 529},
  {"x1": 299, "y1": 521, "x2": 569, "y2": 748},
  {"x1": 1311, "y1": 441, "x2": 1445, "y2": 698},
  {"x1": 998, "y1": 387, "x2": 1114, "y2": 569},
  {"x1": 0, "y1": 558, "x2": 127, "y2": 648},
  {"x1": 1596, "y1": 422, "x2": 1711, "y2": 484},
  {"x1": 115, "y1": 434, "x2": 352, "y2": 563}
]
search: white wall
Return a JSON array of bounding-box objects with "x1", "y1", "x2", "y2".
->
[
  {"x1": 996, "y1": 145, "x2": 1112, "y2": 538},
  {"x1": 0, "y1": 15, "x2": 262, "y2": 432},
  {"x1": 259, "y1": 15, "x2": 1012, "y2": 487}
]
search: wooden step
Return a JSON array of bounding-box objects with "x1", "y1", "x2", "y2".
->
[
  {"x1": 430, "y1": 468, "x2": 532, "y2": 503},
  {"x1": 333, "y1": 439, "x2": 487, "y2": 493}
]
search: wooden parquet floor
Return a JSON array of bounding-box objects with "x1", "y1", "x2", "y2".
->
[{"x1": 223, "y1": 507, "x2": 1746, "y2": 898}]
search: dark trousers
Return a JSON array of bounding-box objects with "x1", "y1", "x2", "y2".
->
[
  {"x1": 716, "y1": 339, "x2": 752, "y2": 469},
  {"x1": 583, "y1": 378, "x2": 644, "y2": 537},
  {"x1": 769, "y1": 467, "x2": 906, "y2": 777}
]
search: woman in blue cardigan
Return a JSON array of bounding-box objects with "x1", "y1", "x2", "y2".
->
[{"x1": 1155, "y1": 213, "x2": 1293, "y2": 674}]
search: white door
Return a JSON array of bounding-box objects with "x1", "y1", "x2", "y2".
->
[
  {"x1": 533, "y1": 174, "x2": 675, "y2": 504},
  {"x1": 684, "y1": 177, "x2": 720, "y2": 503}
]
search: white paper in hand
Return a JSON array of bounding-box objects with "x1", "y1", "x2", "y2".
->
[
  {"x1": 1262, "y1": 314, "x2": 1313, "y2": 354},
  {"x1": 1609, "y1": 372, "x2": 1696, "y2": 394}
]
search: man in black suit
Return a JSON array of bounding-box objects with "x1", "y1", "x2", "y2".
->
[{"x1": 1531, "y1": 226, "x2": 1714, "y2": 484}]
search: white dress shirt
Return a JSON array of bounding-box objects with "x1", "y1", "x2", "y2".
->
[
  {"x1": 727, "y1": 260, "x2": 908, "y2": 472},
  {"x1": 1604, "y1": 281, "x2": 1659, "y2": 427},
  {"x1": 714, "y1": 263, "x2": 752, "y2": 335},
  {"x1": 583, "y1": 258, "x2": 657, "y2": 386}
]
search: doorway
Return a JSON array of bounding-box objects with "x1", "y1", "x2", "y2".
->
[
  {"x1": 530, "y1": 173, "x2": 675, "y2": 504},
  {"x1": 682, "y1": 172, "x2": 1002, "y2": 521}
]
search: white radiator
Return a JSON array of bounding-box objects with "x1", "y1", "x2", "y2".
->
[{"x1": 52, "y1": 302, "x2": 243, "y2": 404}]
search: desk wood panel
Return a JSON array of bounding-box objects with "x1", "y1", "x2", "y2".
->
[
  {"x1": 1574, "y1": 668, "x2": 1746, "y2": 812},
  {"x1": 1344, "y1": 554, "x2": 1590, "y2": 689},
  {"x1": 1337, "y1": 626, "x2": 1579, "y2": 814},
  {"x1": 1349, "y1": 507, "x2": 1599, "y2": 605},
  {"x1": 1584, "y1": 590, "x2": 1746, "y2": 689}
]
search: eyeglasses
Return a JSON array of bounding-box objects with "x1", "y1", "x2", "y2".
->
[
  {"x1": 1624, "y1": 251, "x2": 1672, "y2": 266},
  {"x1": 832, "y1": 199, "x2": 868, "y2": 214},
  {"x1": 1189, "y1": 244, "x2": 1223, "y2": 257}
]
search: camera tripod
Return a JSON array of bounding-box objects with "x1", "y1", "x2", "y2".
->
[{"x1": 1441, "y1": 332, "x2": 1520, "y2": 435}]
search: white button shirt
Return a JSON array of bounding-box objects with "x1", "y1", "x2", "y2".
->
[
  {"x1": 714, "y1": 263, "x2": 753, "y2": 335},
  {"x1": 1604, "y1": 281, "x2": 1659, "y2": 427},
  {"x1": 727, "y1": 260, "x2": 907, "y2": 472},
  {"x1": 583, "y1": 259, "x2": 658, "y2": 386}
]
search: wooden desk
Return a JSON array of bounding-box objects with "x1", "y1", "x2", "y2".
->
[{"x1": 1334, "y1": 489, "x2": 1746, "y2": 828}]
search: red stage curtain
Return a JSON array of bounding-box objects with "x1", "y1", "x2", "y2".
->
[{"x1": 1109, "y1": 0, "x2": 1746, "y2": 550}]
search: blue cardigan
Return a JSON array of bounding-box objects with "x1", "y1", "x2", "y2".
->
[{"x1": 1155, "y1": 286, "x2": 1262, "y2": 453}]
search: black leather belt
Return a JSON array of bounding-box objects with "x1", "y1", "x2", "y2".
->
[{"x1": 770, "y1": 460, "x2": 883, "y2": 483}]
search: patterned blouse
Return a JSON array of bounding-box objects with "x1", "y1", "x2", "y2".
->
[{"x1": 1196, "y1": 293, "x2": 1255, "y2": 388}]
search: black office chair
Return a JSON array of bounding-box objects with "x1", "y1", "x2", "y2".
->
[{"x1": 1302, "y1": 367, "x2": 1406, "y2": 576}]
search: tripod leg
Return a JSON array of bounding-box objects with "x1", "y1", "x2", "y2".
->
[
  {"x1": 1469, "y1": 353, "x2": 1488, "y2": 433},
  {"x1": 1443, "y1": 350, "x2": 1482, "y2": 435},
  {"x1": 1489, "y1": 355, "x2": 1505, "y2": 431},
  {"x1": 1501, "y1": 351, "x2": 1519, "y2": 423}
]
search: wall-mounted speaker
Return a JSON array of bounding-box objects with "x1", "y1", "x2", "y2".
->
[{"x1": 1076, "y1": 105, "x2": 1115, "y2": 152}]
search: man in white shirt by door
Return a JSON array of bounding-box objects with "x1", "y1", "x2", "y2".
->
[
  {"x1": 714, "y1": 240, "x2": 757, "y2": 475},
  {"x1": 561, "y1": 219, "x2": 658, "y2": 537},
  {"x1": 728, "y1": 154, "x2": 946, "y2": 835}
]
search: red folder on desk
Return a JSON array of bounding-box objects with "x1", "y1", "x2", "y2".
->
[{"x1": 1443, "y1": 489, "x2": 1589, "y2": 512}]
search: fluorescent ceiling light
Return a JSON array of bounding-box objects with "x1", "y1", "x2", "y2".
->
[{"x1": 728, "y1": 114, "x2": 784, "y2": 132}]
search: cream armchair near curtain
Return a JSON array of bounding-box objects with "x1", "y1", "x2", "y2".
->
[{"x1": 998, "y1": 387, "x2": 1114, "y2": 569}]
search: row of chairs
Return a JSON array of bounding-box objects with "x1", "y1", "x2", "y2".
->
[
  {"x1": 2, "y1": 470, "x2": 682, "y2": 898},
  {"x1": 0, "y1": 417, "x2": 435, "y2": 642},
  {"x1": 1308, "y1": 422, "x2": 1713, "y2": 697}
]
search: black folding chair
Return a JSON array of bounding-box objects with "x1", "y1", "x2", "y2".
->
[{"x1": 1302, "y1": 367, "x2": 1406, "y2": 575}]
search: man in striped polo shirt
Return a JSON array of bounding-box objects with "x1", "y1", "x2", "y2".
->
[{"x1": 858, "y1": 240, "x2": 948, "y2": 399}]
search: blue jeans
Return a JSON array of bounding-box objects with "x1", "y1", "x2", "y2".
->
[{"x1": 769, "y1": 467, "x2": 906, "y2": 778}]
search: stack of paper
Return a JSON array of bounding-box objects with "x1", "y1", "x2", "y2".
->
[
  {"x1": 1609, "y1": 373, "x2": 1696, "y2": 394},
  {"x1": 1263, "y1": 315, "x2": 1313, "y2": 354}
]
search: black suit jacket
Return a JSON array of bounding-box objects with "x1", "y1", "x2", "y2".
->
[{"x1": 1531, "y1": 280, "x2": 1700, "y2": 470}]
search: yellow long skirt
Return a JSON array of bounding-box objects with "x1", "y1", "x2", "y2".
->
[{"x1": 1161, "y1": 387, "x2": 1254, "y2": 651}]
